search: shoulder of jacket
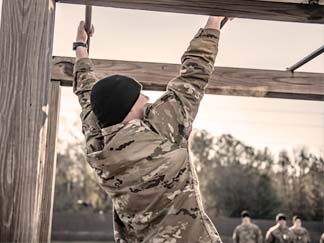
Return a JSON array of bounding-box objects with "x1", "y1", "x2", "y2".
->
[
  {"x1": 251, "y1": 223, "x2": 261, "y2": 230},
  {"x1": 268, "y1": 225, "x2": 279, "y2": 233}
]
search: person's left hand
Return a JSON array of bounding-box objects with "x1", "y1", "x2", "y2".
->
[{"x1": 76, "y1": 21, "x2": 94, "y2": 43}]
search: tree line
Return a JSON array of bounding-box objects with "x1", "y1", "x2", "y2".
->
[
  {"x1": 54, "y1": 130, "x2": 323, "y2": 221},
  {"x1": 190, "y1": 130, "x2": 323, "y2": 221}
]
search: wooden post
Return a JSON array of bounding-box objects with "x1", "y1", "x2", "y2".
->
[
  {"x1": 39, "y1": 81, "x2": 61, "y2": 242},
  {"x1": 0, "y1": 0, "x2": 56, "y2": 242}
]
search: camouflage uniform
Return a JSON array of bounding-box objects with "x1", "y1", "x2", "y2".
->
[
  {"x1": 73, "y1": 28, "x2": 221, "y2": 243},
  {"x1": 265, "y1": 224, "x2": 292, "y2": 243},
  {"x1": 233, "y1": 223, "x2": 263, "y2": 243},
  {"x1": 289, "y1": 227, "x2": 310, "y2": 243}
]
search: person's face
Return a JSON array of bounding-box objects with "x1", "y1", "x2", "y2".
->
[
  {"x1": 139, "y1": 93, "x2": 150, "y2": 107},
  {"x1": 278, "y1": 219, "x2": 287, "y2": 227},
  {"x1": 294, "y1": 219, "x2": 302, "y2": 227},
  {"x1": 134, "y1": 93, "x2": 150, "y2": 118},
  {"x1": 122, "y1": 93, "x2": 149, "y2": 123},
  {"x1": 242, "y1": 216, "x2": 251, "y2": 224}
]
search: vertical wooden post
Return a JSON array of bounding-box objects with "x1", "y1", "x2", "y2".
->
[
  {"x1": 0, "y1": 0, "x2": 56, "y2": 242},
  {"x1": 40, "y1": 81, "x2": 61, "y2": 242}
]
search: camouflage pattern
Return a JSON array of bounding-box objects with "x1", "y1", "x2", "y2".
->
[
  {"x1": 265, "y1": 224, "x2": 293, "y2": 243},
  {"x1": 73, "y1": 28, "x2": 221, "y2": 242},
  {"x1": 232, "y1": 223, "x2": 263, "y2": 243},
  {"x1": 289, "y1": 227, "x2": 310, "y2": 243}
]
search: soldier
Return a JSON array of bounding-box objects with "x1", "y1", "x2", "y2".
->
[
  {"x1": 73, "y1": 16, "x2": 233, "y2": 242},
  {"x1": 289, "y1": 216, "x2": 310, "y2": 243},
  {"x1": 232, "y1": 210, "x2": 263, "y2": 243},
  {"x1": 266, "y1": 213, "x2": 292, "y2": 243},
  {"x1": 320, "y1": 233, "x2": 324, "y2": 243}
]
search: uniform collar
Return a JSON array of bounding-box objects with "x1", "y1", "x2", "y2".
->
[
  {"x1": 101, "y1": 103, "x2": 153, "y2": 138},
  {"x1": 101, "y1": 123, "x2": 125, "y2": 137},
  {"x1": 143, "y1": 102, "x2": 153, "y2": 119}
]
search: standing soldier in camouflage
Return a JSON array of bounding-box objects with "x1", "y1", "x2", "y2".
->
[
  {"x1": 73, "y1": 16, "x2": 233, "y2": 242},
  {"x1": 266, "y1": 213, "x2": 292, "y2": 243},
  {"x1": 289, "y1": 216, "x2": 310, "y2": 243},
  {"x1": 232, "y1": 210, "x2": 263, "y2": 243}
]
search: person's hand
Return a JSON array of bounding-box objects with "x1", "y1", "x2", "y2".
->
[
  {"x1": 205, "y1": 16, "x2": 235, "y2": 30},
  {"x1": 76, "y1": 21, "x2": 94, "y2": 43},
  {"x1": 75, "y1": 21, "x2": 94, "y2": 60}
]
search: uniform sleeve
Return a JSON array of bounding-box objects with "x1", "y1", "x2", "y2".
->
[
  {"x1": 305, "y1": 229, "x2": 311, "y2": 243},
  {"x1": 265, "y1": 230, "x2": 274, "y2": 243},
  {"x1": 145, "y1": 28, "x2": 220, "y2": 146},
  {"x1": 73, "y1": 58, "x2": 104, "y2": 155},
  {"x1": 232, "y1": 227, "x2": 240, "y2": 243},
  {"x1": 257, "y1": 227, "x2": 263, "y2": 243}
]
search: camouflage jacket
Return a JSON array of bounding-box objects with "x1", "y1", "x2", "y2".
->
[
  {"x1": 73, "y1": 28, "x2": 221, "y2": 243},
  {"x1": 233, "y1": 223, "x2": 263, "y2": 243},
  {"x1": 266, "y1": 225, "x2": 293, "y2": 243},
  {"x1": 289, "y1": 227, "x2": 310, "y2": 243}
]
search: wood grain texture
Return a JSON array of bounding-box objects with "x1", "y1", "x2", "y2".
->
[
  {"x1": 259, "y1": 0, "x2": 323, "y2": 4},
  {"x1": 52, "y1": 56, "x2": 324, "y2": 101},
  {"x1": 0, "y1": 0, "x2": 56, "y2": 242},
  {"x1": 57, "y1": 0, "x2": 324, "y2": 24},
  {"x1": 39, "y1": 81, "x2": 61, "y2": 242}
]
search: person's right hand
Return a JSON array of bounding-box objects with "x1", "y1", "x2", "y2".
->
[
  {"x1": 76, "y1": 21, "x2": 94, "y2": 43},
  {"x1": 205, "y1": 16, "x2": 235, "y2": 30}
]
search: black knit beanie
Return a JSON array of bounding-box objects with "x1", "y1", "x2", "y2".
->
[{"x1": 90, "y1": 75, "x2": 142, "y2": 128}]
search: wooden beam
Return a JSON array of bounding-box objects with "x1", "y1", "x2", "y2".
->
[
  {"x1": 57, "y1": 0, "x2": 324, "y2": 24},
  {"x1": 0, "y1": 1, "x2": 56, "y2": 242},
  {"x1": 259, "y1": 0, "x2": 324, "y2": 4},
  {"x1": 39, "y1": 81, "x2": 61, "y2": 242},
  {"x1": 52, "y1": 56, "x2": 324, "y2": 101}
]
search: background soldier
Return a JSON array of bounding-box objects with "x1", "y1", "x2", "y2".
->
[
  {"x1": 289, "y1": 216, "x2": 310, "y2": 243},
  {"x1": 266, "y1": 213, "x2": 292, "y2": 243},
  {"x1": 232, "y1": 210, "x2": 263, "y2": 243},
  {"x1": 320, "y1": 233, "x2": 324, "y2": 243}
]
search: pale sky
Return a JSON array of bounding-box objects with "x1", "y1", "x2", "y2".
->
[{"x1": 1, "y1": 1, "x2": 323, "y2": 157}]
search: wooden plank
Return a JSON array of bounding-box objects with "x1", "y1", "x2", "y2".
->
[
  {"x1": 57, "y1": 0, "x2": 324, "y2": 24},
  {"x1": 39, "y1": 81, "x2": 61, "y2": 242},
  {"x1": 0, "y1": 0, "x2": 56, "y2": 242},
  {"x1": 259, "y1": 0, "x2": 323, "y2": 4},
  {"x1": 52, "y1": 56, "x2": 324, "y2": 101}
]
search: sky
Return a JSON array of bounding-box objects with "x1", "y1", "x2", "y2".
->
[{"x1": 1, "y1": 1, "x2": 323, "y2": 157}]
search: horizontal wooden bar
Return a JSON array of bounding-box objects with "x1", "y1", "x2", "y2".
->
[
  {"x1": 258, "y1": 0, "x2": 323, "y2": 4},
  {"x1": 57, "y1": 0, "x2": 324, "y2": 24},
  {"x1": 52, "y1": 56, "x2": 324, "y2": 101}
]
